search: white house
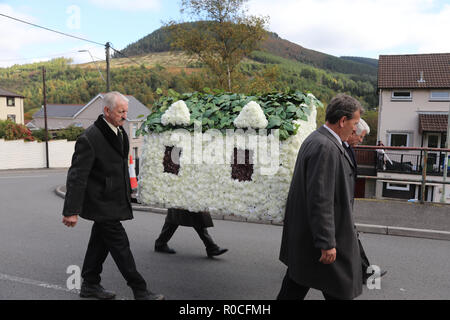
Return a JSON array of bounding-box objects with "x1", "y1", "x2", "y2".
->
[
  {"x1": 377, "y1": 53, "x2": 450, "y2": 203},
  {"x1": 0, "y1": 87, "x2": 25, "y2": 125}
]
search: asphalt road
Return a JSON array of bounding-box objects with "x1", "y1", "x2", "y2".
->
[{"x1": 0, "y1": 169, "x2": 449, "y2": 300}]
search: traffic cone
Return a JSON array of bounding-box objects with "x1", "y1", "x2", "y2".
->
[{"x1": 129, "y1": 155, "x2": 138, "y2": 190}]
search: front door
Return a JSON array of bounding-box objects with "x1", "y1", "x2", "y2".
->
[{"x1": 425, "y1": 133, "x2": 441, "y2": 171}]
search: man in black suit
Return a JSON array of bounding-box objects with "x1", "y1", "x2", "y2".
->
[
  {"x1": 278, "y1": 94, "x2": 363, "y2": 300},
  {"x1": 343, "y1": 119, "x2": 387, "y2": 285},
  {"x1": 62, "y1": 91, "x2": 164, "y2": 300}
]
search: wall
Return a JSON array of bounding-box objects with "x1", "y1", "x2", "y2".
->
[
  {"x1": 378, "y1": 89, "x2": 449, "y2": 148},
  {"x1": 0, "y1": 139, "x2": 75, "y2": 169}
]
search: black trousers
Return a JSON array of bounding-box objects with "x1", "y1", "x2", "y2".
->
[
  {"x1": 358, "y1": 237, "x2": 370, "y2": 276},
  {"x1": 277, "y1": 270, "x2": 344, "y2": 300},
  {"x1": 81, "y1": 221, "x2": 147, "y2": 291},
  {"x1": 155, "y1": 222, "x2": 219, "y2": 251}
]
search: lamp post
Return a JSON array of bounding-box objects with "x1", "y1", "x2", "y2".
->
[{"x1": 78, "y1": 49, "x2": 106, "y2": 84}]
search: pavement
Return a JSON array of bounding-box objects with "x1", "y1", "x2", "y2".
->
[{"x1": 55, "y1": 185, "x2": 450, "y2": 241}]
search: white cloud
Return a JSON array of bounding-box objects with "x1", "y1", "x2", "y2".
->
[
  {"x1": 247, "y1": 0, "x2": 450, "y2": 58},
  {"x1": 89, "y1": 0, "x2": 161, "y2": 11}
]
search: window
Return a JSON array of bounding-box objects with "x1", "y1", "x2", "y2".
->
[
  {"x1": 391, "y1": 91, "x2": 412, "y2": 101},
  {"x1": 430, "y1": 91, "x2": 450, "y2": 101},
  {"x1": 389, "y1": 133, "x2": 409, "y2": 147},
  {"x1": 386, "y1": 183, "x2": 410, "y2": 191},
  {"x1": 7, "y1": 114, "x2": 16, "y2": 123},
  {"x1": 132, "y1": 123, "x2": 138, "y2": 139},
  {"x1": 7, "y1": 97, "x2": 15, "y2": 106}
]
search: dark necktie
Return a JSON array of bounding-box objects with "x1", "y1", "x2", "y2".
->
[{"x1": 118, "y1": 128, "x2": 123, "y2": 150}]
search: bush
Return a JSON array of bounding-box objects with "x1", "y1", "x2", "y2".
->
[
  {"x1": 55, "y1": 125, "x2": 85, "y2": 141},
  {"x1": 0, "y1": 120, "x2": 34, "y2": 141}
]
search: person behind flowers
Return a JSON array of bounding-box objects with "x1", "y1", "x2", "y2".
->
[{"x1": 277, "y1": 94, "x2": 363, "y2": 300}]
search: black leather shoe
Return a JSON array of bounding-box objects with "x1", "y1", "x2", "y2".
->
[
  {"x1": 155, "y1": 244, "x2": 176, "y2": 254},
  {"x1": 79, "y1": 282, "x2": 116, "y2": 300},
  {"x1": 207, "y1": 247, "x2": 228, "y2": 258},
  {"x1": 133, "y1": 289, "x2": 165, "y2": 300}
]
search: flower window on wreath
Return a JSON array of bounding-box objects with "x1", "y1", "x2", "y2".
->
[
  {"x1": 163, "y1": 146, "x2": 182, "y2": 175},
  {"x1": 231, "y1": 148, "x2": 253, "y2": 182}
]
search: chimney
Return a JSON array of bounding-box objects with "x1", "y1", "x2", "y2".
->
[{"x1": 417, "y1": 71, "x2": 426, "y2": 83}]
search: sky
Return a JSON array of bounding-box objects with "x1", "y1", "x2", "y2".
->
[{"x1": 1, "y1": 0, "x2": 450, "y2": 68}]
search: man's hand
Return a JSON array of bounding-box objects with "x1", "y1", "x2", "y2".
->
[
  {"x1": 62, "y1": 215, "x2": 78, "y2": 228},
  {"x1": 319, "y1": 248, "x2": 336, "y2": 264}
]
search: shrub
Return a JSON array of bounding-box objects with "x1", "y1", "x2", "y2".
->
[{"x1": 0, "y1": 120, "x2": 34, "y2": 141}]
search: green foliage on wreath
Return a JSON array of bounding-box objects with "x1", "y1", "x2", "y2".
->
[{"x1": 138, "y1": 89, "x2": 323, "y2": 141}]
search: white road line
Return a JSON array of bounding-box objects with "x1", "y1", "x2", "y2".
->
[
  {"x1": 0, "y1": 272, "x2": 128, "y2": 299},
  {"x1": 0, "y1": 175, "x2": 48, "y2": 179},
  {"x1": 0, "y1": 272, "x2": 78, "y2": 294}
]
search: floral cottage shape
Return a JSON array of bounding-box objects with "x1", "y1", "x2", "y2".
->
[
  {"x1": 161, "y1": 100, "x2": 191, "y2": 126},
  {"x1": 233, "y1": 101, "x2": 268, "y2": 129}
]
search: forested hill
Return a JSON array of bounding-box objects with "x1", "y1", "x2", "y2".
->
[{"x1": 118, "y1": 23, "x2": 378, "y2": 77}]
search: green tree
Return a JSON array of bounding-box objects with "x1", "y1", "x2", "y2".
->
[{"x1": 167, "y1": 0, "x2": 269, "y2": 90}]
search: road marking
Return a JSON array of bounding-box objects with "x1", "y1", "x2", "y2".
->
[
  {"x1": 0, "y1": 272, "x2": 128, "y2": 299},
  {"x1": 0, "y1": 175, "x2": 48, "y2": 179}
]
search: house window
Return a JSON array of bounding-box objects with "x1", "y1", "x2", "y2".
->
[
  {"x1": 7, "y1": 114, "x2": 16, "y2": 123},
  {"x1": 430, "y1": 91, "x2": 450, "y2": 101},
  {"x1": 391, "y1": 91, "x2": 412, "y2": 101},
  {"x1": 132, "y1": 123, "x2": 138, "y2": 139},
  {"x1": 389, "y1": 133, "x2": 409, "y2": 147},
  {"x1": 386, "y1": 183, "x2": 410, "y2": 191},
  {"x1": 7, "y1": 97, "x2": 15, "y2": 106}
]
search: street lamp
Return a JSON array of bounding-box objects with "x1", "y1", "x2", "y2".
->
[{"x1": 78, "y1": 49, "x2": 106, "y2": 83}]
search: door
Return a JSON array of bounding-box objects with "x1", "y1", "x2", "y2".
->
[{"x1": 425, "y1": 133, "x2": 441, "y2": 171}]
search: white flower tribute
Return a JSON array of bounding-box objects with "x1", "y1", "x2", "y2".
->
[{"x1": 138, "y1": 98, "x2": 318, "y2": 223}]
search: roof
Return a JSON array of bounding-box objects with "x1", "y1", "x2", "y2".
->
[
  {"x1": 124, "y1": 95, "x2": 151, "y2": 121},
  {"x1": 378, "y1": 53, "x2": 450, "y2": 89},
  {"x1": 418, "y1": 113, "x2": 448, "y2": 133},
  {"x1": 0, "y1": 87, "x2": 24, "y2": 98},
  {"x1": 33, "y1": 94, "x2": 150, "y2": 121},
  {"x1": 33, "y1": 104, "x2": 85, "y2": 118}
]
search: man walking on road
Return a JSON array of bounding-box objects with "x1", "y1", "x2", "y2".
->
[
  {"x1": 343, "y1": 119, "x2": 387, "y2": 284},
  {"x1": 62, "y1": 91, "x2": 164, "y2": 300},
  {"x1": 278, "y1": 94, "x2": 363, "y2": 300}
]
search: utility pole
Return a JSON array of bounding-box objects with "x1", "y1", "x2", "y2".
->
[
  {"x1": 105, "y1": 42, "x2": 111, "y2": 92},
  {"x1": 42, "y1": 66, "x2": 49, "y2": 169},
  {"x1": 441, "y1": 102, "x2": 450, "y2": 203}
]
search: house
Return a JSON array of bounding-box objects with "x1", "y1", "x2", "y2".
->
[
  {"x1": 30, "y1": 94, "x2": 151, "y2": 160},
  {"x1": 0, "y1": 87, "x2": 25, "y2": 124},
  {"x1": 376, "y1": 53, "x2": 450, "y2": 203}
]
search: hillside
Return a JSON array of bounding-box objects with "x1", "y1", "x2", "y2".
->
[
  {"x1": 118, "y1": 24, "x2": 378, "y2": 77},
  {"x1": 0, "y1": 23, "x2": 379, "y2": 116}
]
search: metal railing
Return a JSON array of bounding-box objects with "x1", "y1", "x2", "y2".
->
[{"x1": 354, "y1": 145, "x2": 450, "y2": 204}]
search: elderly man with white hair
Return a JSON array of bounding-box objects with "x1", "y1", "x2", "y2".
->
[
  {"x1": 343, "y1": 118, "x2": 387, "y2": 285},
  {"x1": 62, "y1": 91, "x2": 164, "y2": 300}
]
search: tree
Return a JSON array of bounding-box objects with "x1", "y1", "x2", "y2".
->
[{"x1": 167, "y1": 0, "x2": 269, "y2": 91}]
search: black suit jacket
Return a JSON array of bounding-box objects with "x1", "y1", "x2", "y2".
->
[
  {"x1": 63, "y1": 115, "x2": 132, "y2": 222},
  {"x1": 343, "y1": 143, "x2": 357, "y2": 181}
]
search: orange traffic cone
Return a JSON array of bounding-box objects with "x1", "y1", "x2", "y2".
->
[{"x1": 129, "y1": 155, "x2": 138, "y2": 189}]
